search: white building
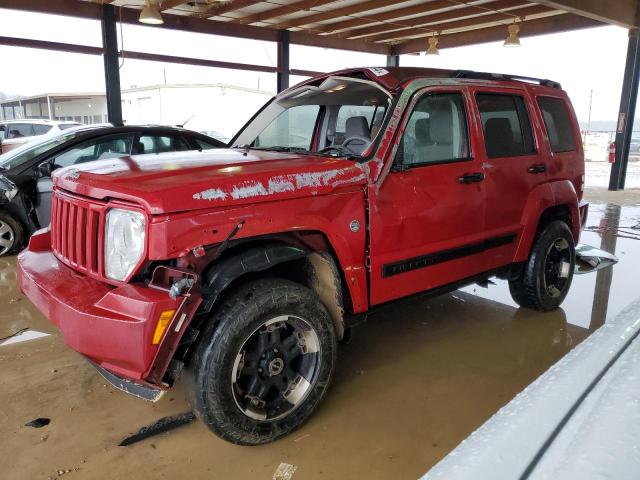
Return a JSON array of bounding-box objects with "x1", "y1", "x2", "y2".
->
[
  {"x1": 1, "y1": 83, "x2": 272, "y2": 140},
  {"x1": 120, "y1": 83, "x2": 272, "y2": 141},
  {"x1": 0, "y1": 93, "x2": 107, "y2": 124}
]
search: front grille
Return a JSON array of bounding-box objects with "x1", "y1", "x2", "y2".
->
[{"x1": 51, "y1": 191, "x2": 104, "y2": 276}]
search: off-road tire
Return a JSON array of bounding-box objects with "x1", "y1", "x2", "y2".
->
[
  {"x1": 0, "y1": 212, "x2": 24, "y2": 256},
  {"x1": 509, "y1": 220, "x2": 575, "y2": 311},
  {"x1": 186, "y1": 278, "x2": 337, "y2": 445}
]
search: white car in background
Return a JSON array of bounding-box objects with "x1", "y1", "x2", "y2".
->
[{"x1": 0, "y1": 119, "x2": 81, "y2": 153}]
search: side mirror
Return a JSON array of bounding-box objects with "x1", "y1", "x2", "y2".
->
[{"x1": 37, "y1": 162, "x2": 53, "y2": 177}]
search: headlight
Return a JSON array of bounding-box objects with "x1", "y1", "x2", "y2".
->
[{"x1": 105, "y1": 208, "x2": 146, "y2": 281}]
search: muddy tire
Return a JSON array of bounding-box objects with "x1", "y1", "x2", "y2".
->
[
  {"x1": 186, "y1": 278, "x2": 337, "y2": 445},
  {"x1": 509, "y1": 220, "x2": 575, "y2": 311},
  {"x1": 0, "y1": 212, "x2": 23, "y2": 256}
]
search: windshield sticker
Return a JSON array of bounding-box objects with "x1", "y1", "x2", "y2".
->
[{"x1": 368, "y1": 68, "x2": 389, "y2": 77}]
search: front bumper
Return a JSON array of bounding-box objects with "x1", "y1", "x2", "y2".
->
[{"x1": 17, "y1": 229, "x2": 190, "y2": 386}]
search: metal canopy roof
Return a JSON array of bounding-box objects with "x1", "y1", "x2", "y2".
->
[{"x1": 1, "y1": 0, "x2": 638, "y2": 55}]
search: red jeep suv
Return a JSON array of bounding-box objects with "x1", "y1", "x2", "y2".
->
[{"x1": 18, "y1": 67, "x2": 588, "y2": 445}]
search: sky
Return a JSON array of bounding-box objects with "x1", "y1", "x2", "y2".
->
[{"x1": 0, "y1": 7, "x2": 632, "y2": 124}]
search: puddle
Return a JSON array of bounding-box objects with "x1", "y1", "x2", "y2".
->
[
  {"x1": 1, "y1": 197, "x2": 640, "y2": 480},
  {"x1": 0, "y1": 329, "x2": 50, "y2": 346}
]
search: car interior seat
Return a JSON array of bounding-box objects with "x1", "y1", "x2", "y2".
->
[
  {"x1": 484, "y1": 118, "x2": 516, "y2": 157},
  {"x1": 342, "y1": 116, "x2": 371, "y2": 154}
]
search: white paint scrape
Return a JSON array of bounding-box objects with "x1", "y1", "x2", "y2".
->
[
  {"x1": 193, "y1": 166, "x2": 365, "y2": 202},
  {"x1": 193, "y1": 188, "x2": 227, "y2": 201}
]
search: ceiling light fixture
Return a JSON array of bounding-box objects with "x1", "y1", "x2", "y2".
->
[
  {"x1": 426, "y1": 36, "x2": 440, "y2": 56},
  {"x1": 504, "y1": 23, "x2": 521, "y2": 47},
  {"x1": 139, "y1": 0, "x2": 164, "y2": 25}
]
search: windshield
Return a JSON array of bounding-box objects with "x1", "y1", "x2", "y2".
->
[
  {"x1": 0, "y1": 130, "x2": 82, "y2": 170},
  {"x1": 233, "y1": 76, "x2": 391, "y2": 157}
]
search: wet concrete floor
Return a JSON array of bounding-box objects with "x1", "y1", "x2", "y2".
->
[{"x1": 1, "y1": 188, "x2": 639, "y2": 480}]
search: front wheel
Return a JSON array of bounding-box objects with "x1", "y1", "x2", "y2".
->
[
  {"x1": 186, "y1": 278, "x2": 337, "y2": 445},
  {"x1": 509, "y1": 220, "x2": 575, "y2": 311}
]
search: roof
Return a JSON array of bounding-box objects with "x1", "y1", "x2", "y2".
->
[
  {"x1": 3, "y1": 0, "x2": 632, "y2": 55},
  {"x1": 0, "y1": 119, "x2": 83, "y2": 125},
  {"x1": 298, "y1": 66, "x2": 562, "y2": 92}
]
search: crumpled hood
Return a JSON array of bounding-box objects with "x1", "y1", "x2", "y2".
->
[{"x1": 53, "y1": 149, "x2": 369, "y2": 214}]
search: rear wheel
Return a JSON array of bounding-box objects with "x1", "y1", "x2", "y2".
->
[
  {"x1": 0, "y1": 213, "x2": 23, "y2": 256},
  {"x1": 186, "y1": 278, "x2": 337, "y2": 445},
  {"x1": 509, "y1": 220, "x2": 575, "y2": 311}
]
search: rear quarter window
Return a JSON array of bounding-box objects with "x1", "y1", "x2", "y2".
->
[{"x1": 537, "y1": 96, "x2": 577, "y2": 153}]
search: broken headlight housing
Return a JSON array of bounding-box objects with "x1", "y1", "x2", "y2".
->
[{"x1": 105, "y1": 208, "x2": 146, "y2": 281}]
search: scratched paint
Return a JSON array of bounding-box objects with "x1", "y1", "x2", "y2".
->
[
  {"x1": 193, "y1": 167, "x2": 364, "y2": 202},
  {"x1": 192, "y1": 188, "x2": 227, "y2": 201}
]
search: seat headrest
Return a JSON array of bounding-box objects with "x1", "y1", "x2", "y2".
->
[
  {"x1": 428, "y1": 100, "x2": 454, "y2": 145},
  {"x1": 414, "y1": 118, "x2": 431, "y2": 144},
  {"x1": 345, "y1": 116, "x2": 370, "y2": 139},
  {"x1": 484, "y1": 118, "x2": 515, "y2": 157}
]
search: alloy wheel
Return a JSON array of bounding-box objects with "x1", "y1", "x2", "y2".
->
[
  {"x1": 543, "y1": 237, "x2": 572, "y2": 298},
  {"x1": 0, "y1": 220, "x2": 15, "y2": 256},
  {"x1": 231, "y1": 315, "x2": 321, "y2": 421}
]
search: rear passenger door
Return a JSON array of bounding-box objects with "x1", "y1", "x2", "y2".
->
[{"x1": 471, "y1": 89, "x2": 545, "y2": 269}]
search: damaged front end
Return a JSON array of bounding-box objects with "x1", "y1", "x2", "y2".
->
[{"x1": 17, "y1": 230, "x2": 203, "y2": 401}]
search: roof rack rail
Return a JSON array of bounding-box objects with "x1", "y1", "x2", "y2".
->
[{"x1": 451, "y1": 70, "x2": 561, "y2": 89}]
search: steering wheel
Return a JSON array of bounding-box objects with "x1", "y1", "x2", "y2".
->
[
  {"x1": 317, "y1": 145, "x2": 353, "y2": 155},
  {"x1": 341, "y1": 136, "x2": 371, "y2": 154}
]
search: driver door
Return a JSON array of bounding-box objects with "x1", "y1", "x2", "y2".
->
[
  {"x1": 368, "y1": 88, "x2": 489, "y2": 305},
  {"x1": 34, "y1": 134, "x2": 136, "y2": 226}
]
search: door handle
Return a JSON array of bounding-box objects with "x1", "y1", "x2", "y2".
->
[
  {"x1": 458, "y1": 172, "x2": 485, "y2": 184},
  {"x1": 527, "y1": 163, "x2": 547, "y2": 174}
]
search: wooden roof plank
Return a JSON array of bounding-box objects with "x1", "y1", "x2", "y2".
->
[
  {"x1": 337, "y1": 0, "x2": 530, "y2": 39},
  {"x1": 314, "y1": 0, "x2": 476, "y2": 34},
  {"x1": 392, "y1": 13, "x2": 604, "y2": 54},
  {"x1": 368, "y1": 5, "x2": 554, "y2": 43},
  {"x1": 273, "y1": 0, "x2": 412, "y2": 29},
  {"x1": 233, "y1": 0, "x2": 339, "y2": 25}
]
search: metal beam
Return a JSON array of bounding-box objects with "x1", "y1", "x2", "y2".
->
[
  {"x1": 386, "y1": 55, "x2": 399, "y2": 67},
  {"x1": 0, "y1": 35, "x2": 103, "y2": 55},
  {"x1": 609, "y1": 28, "x2": 640, "y2": 190},
  {"x1": 101, "y1": 4, "x2": 122, "y2": 126},
  {"x1": 0, "y1": 0, "x2": 388, "y2": 54},
  {"x1": 535, "y1": 0, "x2": 638, "y2": 28},
  {"x1": 277, "y1": 30, "x2": 290, "y2": 93},
  {"x1": 392, "y1": 13, "x2": 603, "y2": 55}
]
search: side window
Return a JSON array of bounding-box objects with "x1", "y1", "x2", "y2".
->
[
  {"x1": 7, "y1": 123, "x2": 34, "y2": 139},
  {"x1": 254, "y1": 105, "x2": 320, "y2": 150},
  {"x1": 537, "y1": 96, "x2": 577, "y2": 153},
  {"x1": 137, "y1": 135, "x2": 192, "y2": 154},
  {"x1": 395, "y1": 93, "x2": 470, "y2": 166},
  {"x1": 52, "y1": 135, "x2": 135, "y2": 168},
  {"x1": 33, "y1": 124, "x2": 53, "y2": 135},
  {"x1": 193, "y1": 138, "x2": 221, "y2": 150},
  {"x1": 476, "y1": 94, "x2": 535, "y2": 158}
]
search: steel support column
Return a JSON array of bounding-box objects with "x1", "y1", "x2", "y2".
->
[
  {"x1": 609, "y1": 28, "x2": 640, "y2": 190},
  {"x1": 277, "y1": 29, "x2": 290, "y2": 93},
  {"x1": 386, "y1": 55, "x2": 399, "y2": 67},
  {"x1": 101, "y1": 4, "x2": 123, "y2": 126}
]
